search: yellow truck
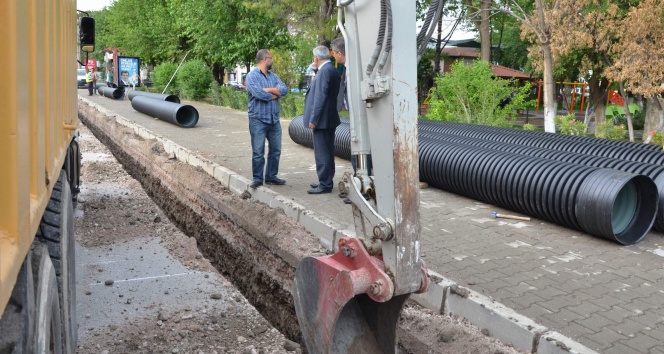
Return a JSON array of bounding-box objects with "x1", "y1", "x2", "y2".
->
[{"x1": 0, "y1": 1, "x2": 88, "y2": 352}]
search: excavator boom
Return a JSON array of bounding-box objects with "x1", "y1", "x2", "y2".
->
[{"x1": 293, "y1": 0, "x2": 438, "y2": 352}]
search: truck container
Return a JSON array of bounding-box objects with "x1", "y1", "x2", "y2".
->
[{"x1": 0, "y1": 0, "x2": 82, "y2": 352}]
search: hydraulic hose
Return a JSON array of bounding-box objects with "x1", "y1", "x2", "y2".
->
[
  {"x1": 376, "y1": 0, "x2": 392, "y2": 74},
  {"x1": 365, "y1": 0, "x2": 387, "y2": 76}
]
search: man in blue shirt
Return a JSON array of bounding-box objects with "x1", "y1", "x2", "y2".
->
[{"x1": 245, "y1": 49, "x2": 288, "y2": 189}]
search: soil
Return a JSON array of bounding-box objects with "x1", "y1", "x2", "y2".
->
[
  {"x1": 75, "y1": 124, "x2": 298, "y2": 354},
  {"x1": 75, "y1": 104, "x2": 524, "y2": 354}
]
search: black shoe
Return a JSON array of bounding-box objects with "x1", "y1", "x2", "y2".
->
[
  {"x1": 310, "y1": 182, "x2": 319, "y2": 188},
  {"x1": 308, "y1": 187, "x2": 332, "y2": 194},
  {"x1": 338, "y1": 193, "x2": 347, "y2": 198},
  {"x1": 265, "y1": 177, "x2": 286, "y2": 185},
  {"x1": 249, "y1": 181, "x2": 263, "y2": 189},
  {"x1": 343, "y1": 198, "x2": 352, "y2": 204}
]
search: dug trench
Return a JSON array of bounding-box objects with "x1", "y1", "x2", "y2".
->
[{"x1": 77, "y1": 101, "x2": 522, "y2": 354}]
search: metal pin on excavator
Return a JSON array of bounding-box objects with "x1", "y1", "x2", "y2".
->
[{"x1": 293, "y1": 0, "x2": 445, "y2": 352}]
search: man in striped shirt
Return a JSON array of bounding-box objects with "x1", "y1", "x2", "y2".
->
[{"x1": 245, "y1": 49, "x2": 289, "y2": 189}]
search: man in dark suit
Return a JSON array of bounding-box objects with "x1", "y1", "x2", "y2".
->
[{"x1": 304, "y1": 46, "x2": 341, "y2": 194}]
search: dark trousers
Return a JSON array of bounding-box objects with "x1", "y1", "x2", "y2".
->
[
  {"x1": 313, "y1": 127, "x2": 337, "y2": 190},
  {"x1": 87, "y1": 81, "x2": 94, "y2": 95}
]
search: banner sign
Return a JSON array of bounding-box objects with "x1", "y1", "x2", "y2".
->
[{"x1": 116, "y1": 56, "x2": 140, "y2": 87}]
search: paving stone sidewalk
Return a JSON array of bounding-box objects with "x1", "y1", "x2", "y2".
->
[{"x1": 81, "y1": 92, "x2": 664, "y2": 353}]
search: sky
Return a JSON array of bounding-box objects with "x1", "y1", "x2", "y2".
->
[{"x1": 77, "y1": 0, "x2": 113, "y2": 12}]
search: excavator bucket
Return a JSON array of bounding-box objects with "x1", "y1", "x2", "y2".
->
[{"x1": 293, "y1": 237, "x2": 410, "y2": 353}]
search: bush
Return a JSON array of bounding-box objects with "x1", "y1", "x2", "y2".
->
[
  {"x1": 614, "y1": 108, "x2": 645, "y2": 130},
  {"x1": 209, "y1": 82, "x2": 248, "y2": 110},
  {"x1": 280, "y1": 93, "x2": 305, "y2": 119},
  {"x1": 555, "y1": 114, "x2": 586, "y2": 135},
  {"x1": 426, "y1": 60, "x2": 532, "y2": 127},
  {"x1": 177, "y1": 60, "x2": 213, "y2": 100},
  {"x1": 595, "y1": 121, "x2": 626, "y2": 140},
  {"x1": 522, "y1": 123, "x2": 536, "y2": 131},
  {"x1": 153, "y1": 62, "x2": 179, "y2": 95}
]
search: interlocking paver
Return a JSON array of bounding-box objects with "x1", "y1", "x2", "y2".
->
[
  {"x1": 83, "y1": 96, "x2": 664, "y2": 353},
  {"x1": 568, "y1": 301, "x2": 610, "y2": 318},
  {"x1": 624, "y1": 333, "x2": 663, "y2": 353},
  {"x1": 603, "y1": 342, "x2": 642, "y2": 354},
  {"x1": 607, "y1": 318, "x2": 652, "y2": 337},
  {"x1": 576, "y1": 313, "x2": 619, "y2": 333},
  {"x1": 583, "y1": 328, "x2": 628, "y2": 351}
]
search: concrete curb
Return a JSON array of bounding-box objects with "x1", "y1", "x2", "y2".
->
[{"x1": 80, "y1": 97, "x2": 598, "y2": 354}]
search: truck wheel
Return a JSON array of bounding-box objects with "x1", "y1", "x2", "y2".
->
[
  {"x1": 36, "y1": 170, "x2": 77, "y2": 353},
  {"x1": 31, "y1": 243, "x2": 63, "y2": 354},
  {"x1": 0, "y1": 254, "x2": 35, "y2": 353}
]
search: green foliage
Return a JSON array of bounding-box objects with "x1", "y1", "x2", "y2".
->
[
  {"x1": 153, "y1": 62, "x2": 179, "y2": 95},
  {"x1": 172, "y1": 0, "x2": 291, "y2": 71},
  {"x1": 650, "y1": 132, "x2": 663, "y2": 146},
  {"x1": 554, "y1": 114, "x2": 587, "y2": 135},
  {"x1": 522, "y1": 123, "x2": 536, "y2": 131},
  {"x1": 209, "y1": 82, "x2": 248, "y2": 110},
  {"x1": 426, "y1": 60, "x2": 531, "y2": 127},
  {"x1": 97, "y1": 0, "x2": 184, "y2": 64},
  {"x1": 594, "y1": 122, "x2": 626, "y2": 140},
  {"x1": 491, "y1": 12, "x2": 532, "y2": 71},
  {"x1": 280, "y1": 93, "x2": 306, "y2": 119},
  {"x1": 613, "y1": 106, "x2": 645, "y2": 130},
  {"x1": 177, "y1": 60, "x2": 213, "y2": 100}
]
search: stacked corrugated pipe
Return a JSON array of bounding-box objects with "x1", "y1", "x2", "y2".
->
[{"x1": 288, "y1": 116, "x2": 660, "y2": 245}]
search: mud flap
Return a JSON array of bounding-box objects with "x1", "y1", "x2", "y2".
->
[{"x1": 293, "y1": 238, "x2": 410, "y2": 354}]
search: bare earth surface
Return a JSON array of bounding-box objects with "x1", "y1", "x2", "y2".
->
[
  {"x1": 74, "y1": 124, "x2": 298, "y2": 354},
  {"x1": 74, "y1": 110, "x2": 521, "y2": 353}
]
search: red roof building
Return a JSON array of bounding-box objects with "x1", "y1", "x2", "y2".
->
[{"x1": 437, "y1": 47, "x2": 533, "y2": 80}]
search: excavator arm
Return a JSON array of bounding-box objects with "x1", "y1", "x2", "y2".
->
[{"x1": 293, "y1": 0, "x2": 444, "y2": 352}]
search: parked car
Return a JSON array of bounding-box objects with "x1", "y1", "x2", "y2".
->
[
  {"x1": 224, "y1": 81, "x2": 246, "y2": 91},
  {"x1": 77, "y1": 68, "x2": 87, "y2": 88}
]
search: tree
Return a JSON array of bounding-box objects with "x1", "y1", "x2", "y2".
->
[
  {"x1": 427, "y1": 60, "x2": 531, "y2": 126},
  {"x1": 249, "y1": 0, "x2": 338, "y2": 45},
  {"x1": 548, "y1": 0, "x2": 634, "y2": 138},
  {"x1": 498, "y1": 0, "x2": 557, "y2": 133},
  {"x1": 99, "y1": 0, "x2": 186, "y2": 64},
  {"x1": 464, "y1": 0, "x2": 492, "y2": 61},
  {"x1": 490, "y1": 11, "x2": 531, "y2": 71},
  {"x1": 605, "y1": 0, "x2": 664, "y2": 141}
]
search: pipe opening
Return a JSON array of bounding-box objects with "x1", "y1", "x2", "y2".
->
[
  {"x1": 612, "y1": 181, "x2": 637, "y2": 234},
  {"x1": 175, "y1": 105, "x2": 199, "y2": 128}
]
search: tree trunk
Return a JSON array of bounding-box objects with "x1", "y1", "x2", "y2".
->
[
  {"x1": 618, "y1": 82, "x2": 634, "y2": 142},
  {"x1": 479, "y1": 0, "x2": 491, "y2": 62},
  {"x1": 434, "y1": 15, "x2": 443, "y2": 74},
  {"x1": 587, "y1": 76, "x2": 608, "y2": 125},
  {"x1": 644, "y1": 97, "x2": 661, "y2": 141},
  {"x1": 541, "y1": 43, "x2": 556, "y2": 133}
]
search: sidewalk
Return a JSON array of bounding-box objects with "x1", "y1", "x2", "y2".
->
[{"x1": 80, "y1": 92, "x2": 664, "y2": 354}]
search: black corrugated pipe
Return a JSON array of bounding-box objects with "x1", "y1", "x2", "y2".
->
[
  {"x1": 419, "y1": 121, "x2": 664, "y2": 164},
  {"x1": 418, "y1": 130, "x2": 664, "y2": 231},
  {"x1": 131, "y1": 95, "x2": 199, "y2": 128},
  {"x1": 289, "y1": 116, "x2": 658, "y2": 244},
  {"x1": 288, "y1": 116, "x2": 351, "y2": 159},
  {"x1": 98, "y1": 85, "x2": 123, "y2": 100},
  {"x1": 128, "y1": 90, "x2": 181, "y2": 104},
  {"x1": 417, "y1": 138, "x2": 657, "y2": 244}
]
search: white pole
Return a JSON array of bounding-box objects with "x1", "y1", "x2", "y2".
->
[{"x1": 162, "y1": 51, "x2": 190, "y2": 94}]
